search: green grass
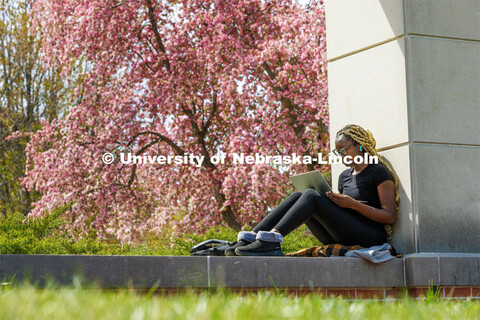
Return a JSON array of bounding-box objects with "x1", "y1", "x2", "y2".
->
[
  {"x1": 0, "y1": 206, "x2": 320, "y2": 255},
  {"x1": 0, "y1": 283, "x2": 478, "y2": 320}
]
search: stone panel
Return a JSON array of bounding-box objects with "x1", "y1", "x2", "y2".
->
[
  {"x1": 406, "y1": 0, "x2": 480, "y2": 40},
  {"x1": 439, "y1": 254, "x2": 480, "y2": 286},
  {"x1": 409, "y1": 37, "x2": 480, "y2": 144},
  {"x1": 413, "y1": 144, "x2": 480, "y2": 253},
  {"x1": 404, "y1": 254, "x2": 440, "y2": 286},
  {"x1": 0, "y1": 255, "x2": 208, "y2": 288},
  {"x1": 209, "y1": 256, "x2": 404, "y2": 288},
  {"x1": 325, "y1": 0, "x2": 405, "y2": 60},
  {"x1": 328, "y1": 38, "x2": 409, "y2": 150},
  {"x1": 404, "y1": 253, "x2": 480, "y2": 286}
]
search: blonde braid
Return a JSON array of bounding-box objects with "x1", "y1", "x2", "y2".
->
[{"x1": 336, "y1": 124, "x2": 399, "y2": 240}]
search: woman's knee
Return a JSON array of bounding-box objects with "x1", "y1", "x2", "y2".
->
[
  {"x1": 301, "y1": 188, "x2": 322, "y2": 199},
  {"x1": 301, "y1": 188, "x2": 332, "y2": 208},
  {"x1": 289, "y1": 191, "x2": 302, "y2": 200}
]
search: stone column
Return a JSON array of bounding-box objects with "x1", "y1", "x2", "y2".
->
[{"x1": 325, "y1": 0, "x2": 480, "y2": 253}]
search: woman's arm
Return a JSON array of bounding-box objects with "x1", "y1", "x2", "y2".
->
[{"x1": 326, "y1": 180, "x2": 397, "y2": 225}]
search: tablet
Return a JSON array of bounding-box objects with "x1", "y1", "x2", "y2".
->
[{"x1": 289, "y1": 170, "x2": 332, "y2": 195}]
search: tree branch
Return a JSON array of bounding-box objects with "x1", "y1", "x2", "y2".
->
[
  {"x1": 132, "y1": 48, "x2": 156, "y2": 74},
  {"x1": 201, "y1": 91, "x2": 217, "y2": 136},
  {"x1": 129, "y1": 131, "x2": 185, "y2": 155},
  {"x1": 127, "y1": 137, "x2": 160, "y2": 187},
  {"x1": 125, "y1": 131, "x2": 186, "y2": 187},
  {"x1": 262, "y1": 61, "x2": 276, "y2": 81},
  {"x1": 144, "y1": 0, "x2": 171, "y2": 71},
  {"x1": 112, "y1": 2, "x2": 123, "y2": 9}
]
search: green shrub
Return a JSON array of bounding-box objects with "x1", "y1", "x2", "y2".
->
[
  {"x1": 0, "y1": 205, "x2": 117, "y2": 255},
  {"x1": 0, "y1": 205, "x2": 321, "y2": 255}
]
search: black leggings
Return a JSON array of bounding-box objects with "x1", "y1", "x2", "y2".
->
[{"x1": 252, "y1": 189, "x2": 386, "y2": 247}]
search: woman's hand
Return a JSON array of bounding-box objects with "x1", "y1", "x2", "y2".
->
[{"x1": 326, "y1": 191, "x2": 357, "y2": 209}]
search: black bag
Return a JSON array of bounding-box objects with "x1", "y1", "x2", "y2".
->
[{"x1": 190, "y1": 239, "x2": 236, "y2": 256}]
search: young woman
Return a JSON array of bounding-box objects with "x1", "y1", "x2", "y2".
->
[{"x1": 226, "y1": 124, "x2": 399, "y2": 256}]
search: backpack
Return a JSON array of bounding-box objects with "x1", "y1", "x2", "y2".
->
[{"x1": 190, "y1": 239, "x2": 236, "y2": 256}]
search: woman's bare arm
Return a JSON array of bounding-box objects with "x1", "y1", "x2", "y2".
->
[{"x1": 326, "y1": 180, "x2": 397, "y2": 225}]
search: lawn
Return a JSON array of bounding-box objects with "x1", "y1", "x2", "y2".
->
[{"x1": 0, "y1": 284, "x2": 478, "y2": 320}]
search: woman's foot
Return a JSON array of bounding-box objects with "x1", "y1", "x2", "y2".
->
[
  {"x1": 225, "y1": 231, "x2": 257, "y2": 256},
  {"x1": 224, "y1": 240, "x2": 251, "y2": 256},
  {"x1": 234, "y1": 239, "x2": 283, "y2": 256},
  {"x1": 234, "y1": 231, "x2": 284, "y2": 256}
]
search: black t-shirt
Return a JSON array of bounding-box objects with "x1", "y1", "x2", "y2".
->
[{"x1": 338, "y1": 164, "x2": 394, "y2": 209}]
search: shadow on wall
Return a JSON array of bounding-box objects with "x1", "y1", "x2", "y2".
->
[
  {"x1": 379, "y1": 0, "x2": 405, "y2": 37},
  {"x1": 382, "y1": 156, "x2": 414, "y2": 255}
]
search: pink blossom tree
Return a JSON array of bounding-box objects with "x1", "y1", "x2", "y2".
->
[{"x1": 24, "y1": 0, "x2": 329, "y2": 241}]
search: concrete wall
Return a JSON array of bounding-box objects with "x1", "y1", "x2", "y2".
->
[
  {"x1": 325, "y1": 0, "x2": 480, "y2": 253},
  {"x1": 3, "y1": 254, "x2": 480, "y2": 289}
]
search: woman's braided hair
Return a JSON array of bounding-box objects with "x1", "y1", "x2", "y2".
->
[{"x1": 336, "y1": 124, "x2": 399, "y2": 240}]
